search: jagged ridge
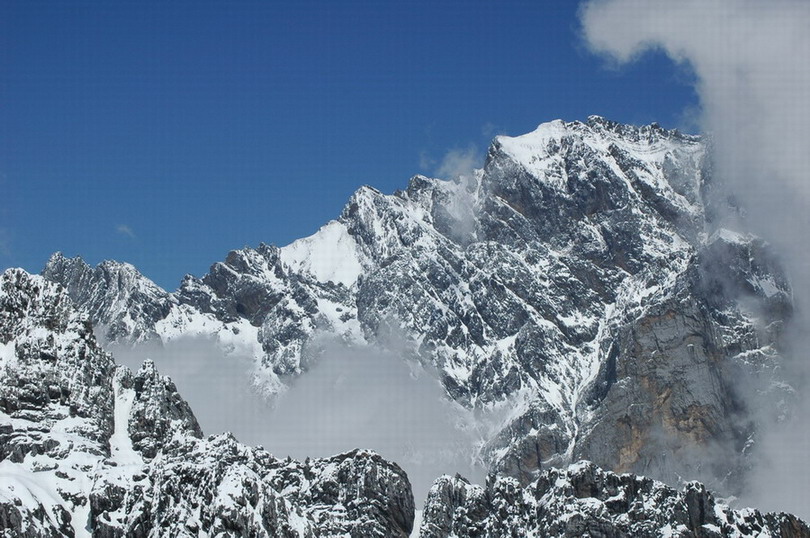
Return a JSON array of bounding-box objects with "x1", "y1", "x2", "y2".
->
[
  {"x1": 419, "y1": 461, "x2": 809, "y2": 537},
  {"x1": 41, "y1": 117, "x2": 793, "y2": 494},
  {"x1": 0, "y1": 269, "x2": 415, "y2": 537},
  {"x1": 1, "y1": 270, "x2": 805, "y2": 537}
]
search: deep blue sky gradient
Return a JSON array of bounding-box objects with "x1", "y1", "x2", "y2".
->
[{"x1": 1, "y1": 0, "x2": 698, "y2": 289}]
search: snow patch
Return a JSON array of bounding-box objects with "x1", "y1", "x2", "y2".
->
[
  {"x1": 411, "y1": 509, "x2": 423, "y2": 537},
  {"x1": 280, "y1": 221, "x2": 364, "y2": 287},
  {"x1": 0, "y1": 462, "x2": 68, "y2": 531},
  {"x1": 0, "y1": 340, "x2": 15, "y2": 370},
  {"x1": 110, "y1": 370, "x2": 143, "y2": 466},
  {"x1": 709, "y1": 228, "x2": 752, "y2": 245}
]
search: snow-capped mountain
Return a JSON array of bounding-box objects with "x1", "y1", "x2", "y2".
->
[
  {"x1": 0, "y1": 269, "x2": 415, "y2": 537},
  {"x1": 42, "y1": 117, "x2": 793, "y2": 496},
  {"x1": 2, "y1": 266, "x2": 804, "y2": 537},
  {"x1": 40, "y1": 255, "x2": 173, "y2": 344}
]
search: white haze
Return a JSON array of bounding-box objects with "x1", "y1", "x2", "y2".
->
[
  {"x1": 110, "y1": 337, "x2": 487, "y2": 507},
  {"x1": 435, "y1": 146, "x2": 482, "y2": 181},
  {"x1": 581, "y1": 0, "x2": 810, "y2": 519}
]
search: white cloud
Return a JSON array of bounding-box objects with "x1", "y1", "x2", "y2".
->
[
  {"x1": 116, "y1": 224, "x2": 136, "y2": 239},
  {"x1": 580, "y1": 0, "x2": 810, "y2": 234},
  {"x1": 435, "y1": 146, "x2": 482, "y2": 181},
  {"x1": 580, "y1": 0, "x2": 810, "y2": 519},
  {"x1": 481, "y1": 122, "x2": 500, "y2": 138},
  {"x1": 110, "y1": 336, "x2": 486, "y2": 507},
  {"x1": 419, "y1": 150, "x2": 436, "y2": 172},
  {"x1": 263, "y1": 340, "x2": 486, "y2": 503}
]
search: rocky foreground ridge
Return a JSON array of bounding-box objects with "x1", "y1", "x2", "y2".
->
[
  {"x1": 420, "y1": 462, "x2": 808, "y2": 538},
  {"x1": 42, "y1": 117, "x2": 795, "y2": 494},
  {"x1": 0, "y1": 269, "x2": 806, "y2": 536},
  {"x1": 0, "y1": 269, "x2": 414, "y2": 537}
]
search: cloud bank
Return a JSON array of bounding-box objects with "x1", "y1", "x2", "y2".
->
[
  {"x1": 581, "y1": 0, "x2": 810, "y2": 243},
  {"x1": 580, "y1": 0, "x2": 810, "y2": 519},
  {"x1": 111, "y1": 337, "x2": 486, "y2": 506}
]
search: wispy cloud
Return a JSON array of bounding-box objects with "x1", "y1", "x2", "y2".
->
[
  {"x1": 419, "y1": 150, "x2": 436, "y2": 172},
  {"x1": 580, "y1": 0, "x2": 810, "y2": 519},
  {"x1": 435, "y1": 146, "x2": 482, "y2": 180},
  {"x1": 0, "y1": 229, "x2": 10, "y2": 258},
  {"x1": 116, "y1": 224, "x2": 136, "y2": 239},
  {"x1": 481, "y1": 122, "x2": 501, "y2": 138}
]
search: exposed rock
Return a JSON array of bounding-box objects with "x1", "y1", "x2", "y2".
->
[
  {"x1": 419, "y1": 461, "x2": 810, "y2": 537},
  {"x1": 125, "y1": 360, "x2": 202, "y2": 459},
  {"x1": 41, "y1": 254, "x2": 173, "y2": 343},
  {"x1": 40, "y1": 117, "x2": 795, "y2": 496},
  {"x1": 90, "y1": 435, "x2": 414, "y2": 538},
  {"x1": 0, "y1": 268, "x2": 415, "y2": 537}
]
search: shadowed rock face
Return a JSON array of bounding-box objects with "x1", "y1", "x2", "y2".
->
[
  {"x1": 419, "y1": 462, "x2": 810, "y2": 538},
  {"x1": 0, "y1": 269, "x2": 415, "y2": 538},
  {"x1": 572, "y1": 269, "x2": 749, "y2": 489},
  {"x1": 122, "y1": 359, "x2": 203, "y2": 460},
  {"x1": 41, "y1": 118, "x2": 794, "y2": 495}
]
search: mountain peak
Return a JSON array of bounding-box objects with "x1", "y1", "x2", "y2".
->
[
  {"x1": 34, "y1": 117, "x2": 795, "y2": 519},
  {"x1": 42, "y1": 251, "x2": 172, "y2": 343}
]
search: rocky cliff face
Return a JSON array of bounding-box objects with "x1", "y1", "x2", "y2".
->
[
  {"x1": 0, "y1": 268, "x2": 115, "y2": 537},
  {"x1": 89, "y1": 436, "x2": 414, "y2": 538},
  {"x1": 0, "y1": 269, "x2": 415, "y2": 537},
  {"x1": 419, "y1": 461, "x2": 809, "y2": 538},
  {"x1": 40, "y1": 256, "x2": 173, "y2": 344},
  {"x1": 41, "y1": 117, "x2": 794, "y2": 496},
  {"x1": 2, "y1": 267, "x2": 804, "y2": 537}
]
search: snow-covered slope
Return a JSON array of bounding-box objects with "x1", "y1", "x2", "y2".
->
[
  {"x1": 279, "y1": 220, "x2": 367, "y2": 287},
  {"x1": 41, "y1": 117, "x2": 794, "y2": 495},
  {"x1": 0, "y1": 268, "x2": 115, "y2": 537}
]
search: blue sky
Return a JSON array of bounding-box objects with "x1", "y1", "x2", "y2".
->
[{"x1": 1, "y1": 0, "x2": 697, "y2": 289}]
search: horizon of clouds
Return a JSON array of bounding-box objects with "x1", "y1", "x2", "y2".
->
[{"x1": 580, "y1": 0, "x2": 810, "y2": 519}]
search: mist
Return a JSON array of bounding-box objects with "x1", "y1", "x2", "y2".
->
[
  {"x1": 435, "y1": 146, "x2": 482, "y2": 182},
  {"x1": 580, "y1": 0, "x2": 810, "y2": 519},
  {"x1": 110, "y1": 336, "x2": 486, "y2": 506}
]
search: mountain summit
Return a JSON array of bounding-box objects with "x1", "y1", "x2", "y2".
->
[{"x1": 41, "y1": 118, "x2": 795, "y2": 509}]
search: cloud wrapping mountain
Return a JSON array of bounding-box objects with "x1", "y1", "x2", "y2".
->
[
  {"x1": 42, "y1": 117, "x2": 795, "y2": 510},
  {"x1": 580, "y1": 0, "x2": 810, "y2": 518}
]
